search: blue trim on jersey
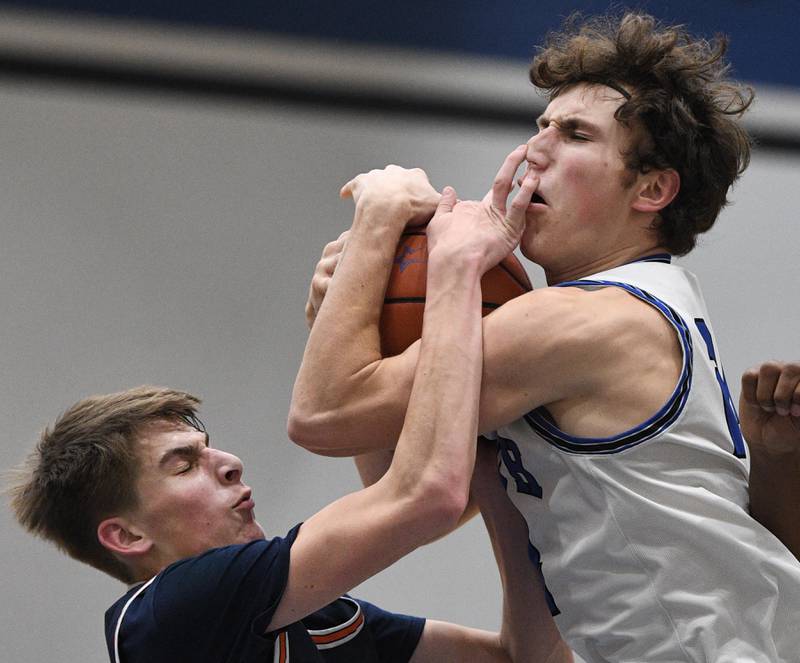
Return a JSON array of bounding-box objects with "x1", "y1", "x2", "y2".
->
[
  {"x1": 694, "y1": 318, "x2": 748, "y2": 458},
  {"x1": 628, "y1": 253, "x2": 672, "y2": 264},
  {"x1": 524, "y1": 279, "x2": 693, "y2": 455}
]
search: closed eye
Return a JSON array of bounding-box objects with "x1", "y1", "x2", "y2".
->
[{"x1": 176, "y1": 460, "x2": 196, "y2": 474}]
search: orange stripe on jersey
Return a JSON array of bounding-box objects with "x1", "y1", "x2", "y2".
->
[
  {"x1": 310, "y1": 611, "x2": 365, "y2": 646},
  {"x1": 274, "y1": 631, "x2": 288, "y2": 663}
]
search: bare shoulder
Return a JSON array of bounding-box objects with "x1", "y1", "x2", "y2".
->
[
  {"x1": 479, "y1": 285, "x2": 676, "y2": 431},
  {"x1": 485, "y1": 284, "x2": 666, "y2": 354},
  {"x1": 478, "y1": 283, "x2": 682, "y2": 435}
]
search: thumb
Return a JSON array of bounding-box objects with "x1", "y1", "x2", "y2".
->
[{"x1": 436, "y1": 186, "x2": 457, "y2": 214}]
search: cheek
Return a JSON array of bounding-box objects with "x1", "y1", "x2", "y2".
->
[{"x1": 564, "y1": 159, "x2": 625, "y2": 212}]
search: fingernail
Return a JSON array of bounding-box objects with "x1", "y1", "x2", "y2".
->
[
  {"x1": 776, "y1": 406, "x2": 789, "y2": 416},
  {"x1": 792, "y1": 404, "x2": 800, "y2": 417}
]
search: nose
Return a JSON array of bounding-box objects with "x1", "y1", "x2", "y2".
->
[
  {"x1": 525, "y1": 126, "x2": 554, "y2": 168},
  {"x1": 213, "y1": 449, "x2": 243, "y2": 484}
]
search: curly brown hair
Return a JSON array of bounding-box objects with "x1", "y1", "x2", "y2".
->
[
  {"x1": 8, "y1": 386, "x2": 202, "y2": 583},
  {"x1": 530, "y1": 12, "x2": 753, "y2": 255}
]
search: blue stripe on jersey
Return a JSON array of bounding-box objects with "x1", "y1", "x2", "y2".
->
[
  {"x1": 694, "y1": 318, "x2": 748, "y2": 458},
  {"x1": 524, "y1": 279, "x2": 693, "y2": 455}
]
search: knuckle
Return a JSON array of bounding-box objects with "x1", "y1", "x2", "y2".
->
[
  {"x1": 741, "y1": 367, "x2": 758, "y2": 382},
  {"x1": 756, "y1": 396, "x2": 775, "y2": 409},
  {"x1": 759, "y1": 361, "x2": 783, "y2": 376}
]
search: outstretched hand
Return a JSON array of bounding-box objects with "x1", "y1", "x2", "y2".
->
[
  {"x1": 739, "y1": 361, "x2": 800, "y2": 454},
  {"x1": 427, "y1": 145, "x2": 538, "y2": 274}
]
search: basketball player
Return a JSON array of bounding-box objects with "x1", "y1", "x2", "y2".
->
[
  {"x1": 9, "y1": 186, "x2": 572, "y2": 662},
  {"x1": 290, "y1": 13, "x2": 800, "y2": 662}
]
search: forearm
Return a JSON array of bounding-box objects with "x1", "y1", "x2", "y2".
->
[
  {"x1": 749, "y1": 445, "x2": 800, "y2": 559},
  {"x1": 289, "y1": 198, "x2": 411, "y2": 454},
  {"x1": 386, "y1": 251, "x2": 484, "y2": 511},
  {"x1": 411, "y1": 621, "x2": 510, "y2": 663},
  {"x1": 472, "y1": 442, "x2": 570, "y2": 663}
]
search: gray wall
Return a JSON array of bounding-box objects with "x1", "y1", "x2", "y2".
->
[{"x1": 1, "y1": 79, "x2": 797, "y2": 662}]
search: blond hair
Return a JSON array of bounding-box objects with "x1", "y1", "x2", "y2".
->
[{"x1": 8, "y1": 386, "x2": 202, "y2": 583}]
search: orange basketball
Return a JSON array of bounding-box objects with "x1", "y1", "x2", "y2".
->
[{"x1": 380, "y1": 230, "x2": 533, "y2": 356}]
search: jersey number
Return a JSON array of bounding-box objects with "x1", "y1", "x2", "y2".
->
[
  {"x1": 694, "y1": 318, "x2": 747, "y2": 458},
  {"x1": 497, "y1": 435, "x2": 560, "y2": 615}
]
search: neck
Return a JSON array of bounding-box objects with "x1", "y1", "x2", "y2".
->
[{"x1": 543, "y1": 244, "x2": 670, "y2": 285}]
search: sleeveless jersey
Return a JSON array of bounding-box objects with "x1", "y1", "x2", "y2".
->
[{"x1": 494, "y1": 256, "x2": 800, "y2": 662}]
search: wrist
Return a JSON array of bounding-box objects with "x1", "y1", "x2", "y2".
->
[
  {"x1": 354, "y1": 194, "x2": 412, "y2": 228},
  {"x1": 427, "y1": 246, "x2": 484, "y2": 282},
  {"x1": 749, "y1": 439, "x2": 800, "y2": 460}
]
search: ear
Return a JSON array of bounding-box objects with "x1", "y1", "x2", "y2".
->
[
  {"x1": 631, "y1": 168, "x2": 680, "y2": 214},
  {"x1": 97, "y1": 516, "x2": 153, "y2": 559}
]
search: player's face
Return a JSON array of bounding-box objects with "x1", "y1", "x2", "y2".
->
[
  {"x1": 131, "y1": 421, "x2": 265, "y2": 563},
  {"x1": 519, "y1": 83, "x2": 644, "y2": 280}
]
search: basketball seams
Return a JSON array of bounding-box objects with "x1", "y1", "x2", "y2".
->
[{"x1": 497, "y1": 259, "x2": 532, "y2": 291}]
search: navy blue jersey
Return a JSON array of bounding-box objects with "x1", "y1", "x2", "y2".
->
[{"x1": 104, "y1": 524, "x2": 425, "y2": 663}]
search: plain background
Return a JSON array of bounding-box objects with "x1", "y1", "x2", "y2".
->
[{"x1": 0, "y1": 72, "x2": 798, "y2": 661}]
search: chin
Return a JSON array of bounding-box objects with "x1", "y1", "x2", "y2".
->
[{"x1": 245, "y1": 521, "x2": 266, "y2": 541}]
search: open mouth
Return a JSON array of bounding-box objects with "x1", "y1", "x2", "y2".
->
[{"x1": 531, "y1": 193, "x2": 547, "y2": 205}]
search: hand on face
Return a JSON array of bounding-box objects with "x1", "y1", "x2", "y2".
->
[
  {"x1": 340, "y1": 165, "x2": 441, "y2": 227},
  {"x1": 306, "y1": 230, "x2": 349, "y2": 329},
  {"x1": 426, "y1": 145, "x2": 538, "y2": 273},
  {"x1": 739, "y1": 361, "x2": 800, "y2": 453}
]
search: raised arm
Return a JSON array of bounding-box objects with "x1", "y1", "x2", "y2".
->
[
  {"x1": 269, "y1": 173, "x2": 538, "y2": 632},
  {"x1": 288, "y1": 165, "x2": 440, "y2": 456},
  {"x1": 741, "y1": 361, "x2": 800, "y2": 559},
  {"x1": 289, "y1": 148, "x2": 584, "y2": 457}
]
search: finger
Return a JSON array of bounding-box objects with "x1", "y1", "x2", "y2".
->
[
  {"x1": 305, "y1": 299, "x2": 316, "y2": 330},
  {"x1": 321, "y1": 240, "x2": 340, "y2": 259},
  {"x1": 755, "y1": 361, "x2": 783, "y2": 411},
  {"x1": 435, "y1": 186, "x2": 457, "y2": 215},
  {"x1": 321, "y1": 231, "x2": 348, "y2": 259},
  {"x1": 490, "y1": 145, "x2": 527, "y2": 212},
  {"x1": 740, "y1": 367, "x2": 759, "y2": 406},
  {"x1": 773, "y1": 362, "x2": 800, "y2": 416},
  {"x1": 505, "y1": 170, "x2": 539, "y2": 237},
  {"x1": 315, "y1": 254, "x2": 337, "y2": 278},
  {"x1": 340, "y1": 174, "x2": 363, "y2": 199}
]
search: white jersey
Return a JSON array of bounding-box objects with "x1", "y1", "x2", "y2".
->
[{"x1": 494, "y1": 256, "x2": 800, "y2": 662}]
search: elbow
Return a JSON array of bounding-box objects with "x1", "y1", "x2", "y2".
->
[
  {"x1": 286, "y1": 404, "x2": 332, "y2": 454},
  {"x1": 286, "y1": 404, "x2": 361, "y2": 457},
  {"x1": 410, "y1": 479, "x2": 469, "y2": 541},
  {"x1": 286, "y1": 405, "x2": 314, "y2": 449}
]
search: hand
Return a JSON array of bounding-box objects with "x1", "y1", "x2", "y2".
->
[
  {"x1": 340, "y1": 165, "x2": 440, "y2": 226},
  {"x1": 427, "y1": 146, "x2": 538, "y2": 273},
  {"x1": 305, "y1": 230, "x2": 348, "y2": 329},
  {"x1": 739, "y1": 361, "x2": 800, "y2": 454}
]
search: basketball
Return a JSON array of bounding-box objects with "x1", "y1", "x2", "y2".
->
[{"x1": 380, "y1": 229, "x2": 532, "y2": 356}]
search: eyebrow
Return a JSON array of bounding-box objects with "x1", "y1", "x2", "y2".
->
[
  {"x1": 536, "y1": 114, "x2": 603, "y2": 135},
  {"x1": 158, "y1": 433, "x2": 210, "y2": 468}
]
